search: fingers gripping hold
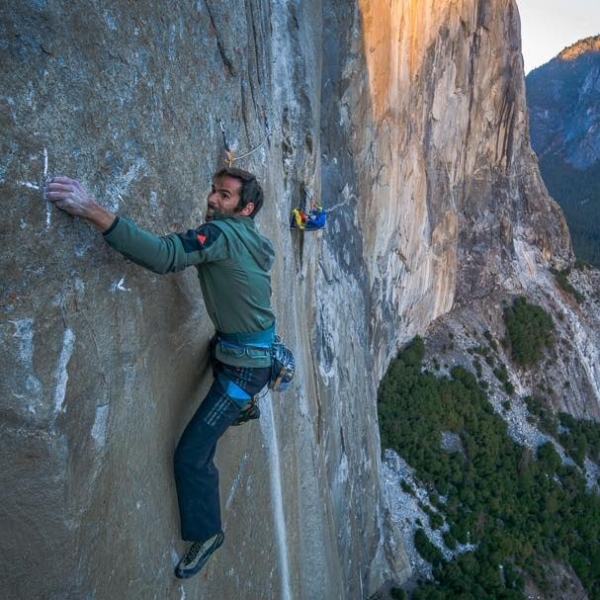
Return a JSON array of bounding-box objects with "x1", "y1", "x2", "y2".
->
[{"x1": 46, "y1": 176, "x2": 96, "y2": 218}]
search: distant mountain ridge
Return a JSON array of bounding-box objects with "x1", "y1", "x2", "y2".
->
[
  {"x1": 527, "y1": 34, "x2": 600, "y2": 170},
  {"x1": 559, "y1": 35, "x2": 600, "y2": 62},
  {"x1": 526, "y1": 34, "x2": 600, "y2": 267}
]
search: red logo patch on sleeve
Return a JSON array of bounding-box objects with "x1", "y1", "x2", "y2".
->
[{"x1": 196, "y1": 233, "x2": 207, "y2": 245}]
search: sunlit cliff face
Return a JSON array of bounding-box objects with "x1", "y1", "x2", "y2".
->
[
  {"x1": 358, "y1": 0, "x2": 468, "y2": 122},
  {"x1": 355, "y1": 0, "x2": 479, "y2": 331},
  {"x1": 353, "y1": 0, "x2": 569, "y2": 336}
]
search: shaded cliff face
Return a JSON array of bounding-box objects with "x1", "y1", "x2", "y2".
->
[
  {"x1": 0, "y1": 1, "x2": 578, "y2": 599},
  {"x1": 1, "y1": 2, "x2": 399, "y2": 598}
]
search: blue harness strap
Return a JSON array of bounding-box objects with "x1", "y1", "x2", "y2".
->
[{"x1": 217, "y1": 324, "x2": 275, "y2": 346}]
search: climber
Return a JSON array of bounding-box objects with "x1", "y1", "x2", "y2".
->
[
  {"x1": 46, "y1": 167, "x2": 277, "y2": 580},
  {"x1": 290, "y1": 205, "x2": 326, "y2": 230}
]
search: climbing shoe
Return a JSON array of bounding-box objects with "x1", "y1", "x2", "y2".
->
[
  {"x1": 174, "y1": 532, "x2": 224, "y2": 579},
  {"x1": 232, "y1": 396, "x2": 260, "y2": 426}
]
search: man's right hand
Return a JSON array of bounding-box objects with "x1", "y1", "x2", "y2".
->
[{"x1": 46, "y1": 176, "x2": 116, "y2": 232}]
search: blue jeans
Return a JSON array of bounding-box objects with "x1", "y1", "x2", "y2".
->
[{"x1": 173, "y1": 360, "x2": 270, "y2": 542}]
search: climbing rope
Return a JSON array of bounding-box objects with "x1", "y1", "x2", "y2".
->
[{"x1": 218, "y1": 115, "x2": 271, "y2": 167}]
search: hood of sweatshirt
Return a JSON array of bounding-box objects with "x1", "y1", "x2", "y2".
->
[{"x1": 211, "y1": 212, "x2": 275, "y2": 271}]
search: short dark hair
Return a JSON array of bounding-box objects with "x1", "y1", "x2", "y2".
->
[{"x1": 214, "y1": 166, "x2": 264, "y2": 218}]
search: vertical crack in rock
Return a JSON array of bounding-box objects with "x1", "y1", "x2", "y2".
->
[{"x1": 204, "y1": 0, "x2": 236, "y2": 76}]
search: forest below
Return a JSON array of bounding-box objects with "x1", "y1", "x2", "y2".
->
[{"x1": 378, "y1": 298, "x2": 600, "y2": 600}]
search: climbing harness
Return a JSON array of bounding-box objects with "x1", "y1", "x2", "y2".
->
[{"x1": 210, "y1": 329, "x2": 295, "y2": 394}]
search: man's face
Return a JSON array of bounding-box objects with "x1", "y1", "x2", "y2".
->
[{"x1": 205, "y1": 175, "x2": 244, "y2": 222}]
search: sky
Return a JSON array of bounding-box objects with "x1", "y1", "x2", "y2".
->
[{"x1": 518, "y1": 0, "x2": 600, "y2": 73}]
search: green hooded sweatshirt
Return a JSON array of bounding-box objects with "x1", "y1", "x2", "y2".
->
[{"x1": 103, "y1": 212, "x2": 276, "y2": 367}]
